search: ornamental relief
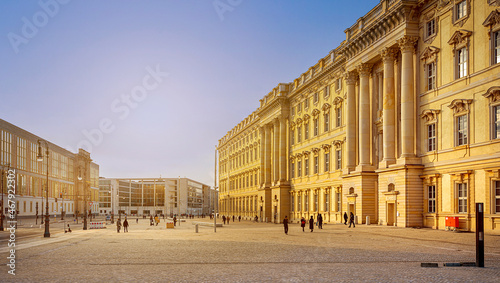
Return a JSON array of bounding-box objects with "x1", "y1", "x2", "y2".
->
[
  {"x1": 483, "y1": 86, "x2": 500, "y2": 104},
  {"x1": 482, "y1": 9, "x2": 500, "y2": 32},
  {"x1": 312, "y1": 109, "x2": 320, "y2": 117},
  {"x1": 448, "y1": 99, "x2": 473, "y2": 114},
  {"x1": 490, "y1": 0, "x2": 500, "y2": 6},
  {"x1": 420, "y1": 109, "x2": 441, "y2": 122},
  {"x1": 333, "y1": 96, "x2": 344, "y2": 106},
  {"x1": 447, "y1": 29, "x2": 472, "y2": 51},
  {"x1": 311, "y1": 147, "x2": 320, "y2": 155}
]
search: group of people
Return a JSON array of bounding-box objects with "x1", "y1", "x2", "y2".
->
[
  {"x1": 221, "y1": 215, "x2": 242, "y2": 224},
  {"x1": 283, "y1": 212, "x2": 356, "y2": 234},
  {"x1": 116, "y1": 217, "x2": 129, "y2": 233},
  {"x1": 149, "y1": 215, "x2": 161, "y2": 226}
]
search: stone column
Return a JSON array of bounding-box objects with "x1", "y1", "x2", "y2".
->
[
  {"x1": 397, "y1": 36, "x2": 418, "y2": 159},
  {"x1": 344, "y1": 71, "x2": 358, "y2": 172},
  {"x1": 265, "y1": 125, "x2": 272, "y2": 186},
  {"x1": 273, "y1": 119, "x2": 280, "y2": 184},
  {"x1": 357, "y1": 63, "x2": 373, "y2": 168},
  {"x1": 279, "y1": 116, "x2": 287, "y2": 182},
  {"x1": 259, "y1": 127, "x2": 265, "y2": 186},
  {"x1": 380, "y1": 47, "x2": 398, "y2": 167}
]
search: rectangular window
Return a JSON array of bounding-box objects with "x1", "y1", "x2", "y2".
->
[
  {"x1": 427, "y1": 123, "x2": 436, "y2": 152},
  {"x1": 494, "y1": 105, "x2": 500, "y2": 139},
  {"x1": 428, "y1": 185, "x2": 436, "y2": 213},
  {"x1": 457, "y1": 47, "x2": 467, "y2": 78},
  {"x1": 324, "y1": 153, "x2": 330, "y2": 172},
  {"x1": 324, "y1": 86, "x2": 329, "y2": 98},
  {"x1": 495, "y1": 31, "x2": 500, "y2": 64},
  {"x1": 336, "y1": 78, "x2": 342, "y2": 91},
  {"x1": 305, "y1": 158, "x2": 309, "y2": 176},
  {"x1": 336, "y1": 149, "x2": 342, "y2": 170},
  {"x1": 297, "y1": 126, "x2": 302, "y2": 143},
  {"x1": 457, "y1": 115, "x2": 468, "y2": 146},
  {"x1": 495, "y1": 181, "x2": 500, "y2": 213},
  {"x1": 304, "y1": 98, "x2": 309, "y2": 109},
  {"x1": 456, "y1": 1, "x2": 467, "y2": 20},
  {"x1": 304, "y1": 124, "x2": 309, "y2": 140},
  {"x1": 298, "y1": 195, "x2": 301, "y2": 211},
  {"x1": 314, "y1": 119, "x2": 319, "y2": 136},
  {"x1": 305, "y1": 195, "x2": 309, "y2": 211},
  {"x1": 314, "y1": 194, "x2": 318, "y2": 211},
  {"x1": 291, "y1": 130, "x2": 294, "y2": 145},
  {"x1": 297, "y1": 103, "x2": 301, "y2": 113},
  {"x1": 291, "y1": 107, "x2": 295, "y2": 116},
  {"x1": 314, "y1": 156, "x2": 319, "y2": 174},
  {"x1": 255, "y1": 173, "x2": 257, "y2": 185},
  {"x1": 427, "y1": 62, "x2": 436, "y2": 90},
  {"x1": 291, "y1": 196, "x2": 294, "y2": 212},
  {"x1": 336, "y1": 192, "x2": 341, "y2": 212},
  {"x1": 291, "y1": 162, "x2": 295, "y2": 178},
  {"x1": 297, "y1": 161, "x2": 302, "y2": 177},
  {"x1": 426, "y1": 19, "x2": 435, "y2": 38},
  {"x1": 336, "y1": 107, "x2": 342, "y2": 127},
  {"x1": 458, "y1": 183, "x2": 467, "y2": 213},
  {"x1": 313, "y1": 93, "x2": 318, "y2": 104},
  {"x1": 324, "y1": 113, "x2": 330, "y2": 132},
  {"x1": 325, "y1": 193, "x2": 329, "y2": 211}
]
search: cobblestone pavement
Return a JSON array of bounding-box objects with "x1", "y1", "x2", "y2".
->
[{"x1": 1, "y1": 218, "x2": 499, "y2": 282}]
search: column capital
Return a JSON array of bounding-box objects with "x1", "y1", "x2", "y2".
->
[
  {"x1": 343, "y1": 71, "x2": 358, "y2": 85},
  {"x1": 357, "y1": 63, "x2": 373, "y2": 77},
  {"x1": 397, "y1": 35, "x2": 418, "y2": 53},
  {"x1": 380, "y1": 47, "x2": 398, "y2": 62}
]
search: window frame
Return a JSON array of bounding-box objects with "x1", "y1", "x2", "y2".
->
[
  {"x1": 426, "y1": 61, "x2": 436, "y2": 91},
  {"x1": 428, "y1": 185, "x2": 436, "y2": 213},
  {"x1": 456, "y1": 114, "x2": 468, "y2": 146},
  {"x1": 457, "y1": 182, "x2": 468, "y2": 213},
  {"x1": 314, "y1": 156, "x2": 319, "y2": 174},
  {"x1": 324, "y1": 152, "x2": 330, "y2": 172},
  {"x1": 494, "y1": 180, "x2": 500, "y2": 214},
  {"x1": 456, "y1": 47, "x2": 468, "y2": 79},
  {"x1": 427, "y1": 123, "x2": 436, "y2": 152},
  {"x1": 336, "y1": 149, "x2": 342, "y2": 170}
]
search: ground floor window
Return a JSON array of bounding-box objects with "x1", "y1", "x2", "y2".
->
[
  {"x1": 495, "y1": 181, "x2": 500, "y2": 213},
  {"x1": 428, "y1": 185, "x2": 436, "y2": 213},
  {"x1": 457, "y1": 183, "x2": 467, "y2": 213}
]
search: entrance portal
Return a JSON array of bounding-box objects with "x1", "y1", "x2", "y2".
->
[{"x1": 387, "y1": 202, "x2": 395, "y2": 226}]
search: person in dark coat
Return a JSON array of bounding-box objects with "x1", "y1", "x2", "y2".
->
[
  {"x1": 283, "y1": 216, "x2": 289, "y2": 235},
  {"x1": 116, "y1": 219, "x2": 121, "y2": 233},
  {"x1": 232, "y1": 215, "x2": 235, "y2": 222},
  {"x1": 222, "y1": 215, "x2": 226, "y2": 224},
  {"x1": 300, "y1": 217, "x2": 306, "y2": 232},
  {"x1": 343, "y1": 212, "x2": 348, "y2": 225},
  {"x1": 173, "y1": 216, "x2": 177, "y2": 226},
  {"x1": 309, "y1": 216, "x2": 314, "y2": 232},
  {"x1": 348, "y1": 212, "x2": 355, "y2": 228},
  {"x1": 150, "y1": 215, "x2": 154, "y2": 226},
  {"x1": 123, "y1": 218, "x2": 129, "y2": 232},
  {"x1": 238, "y1": 215, "x2": 241, "y2": 222},
  {"x1": 318, "y1": 214, "x2": 323, "y2": 229}
]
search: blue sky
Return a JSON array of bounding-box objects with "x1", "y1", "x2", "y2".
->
[{"x1": 0, "y1": 0, "x2": 376, "y2": 186}]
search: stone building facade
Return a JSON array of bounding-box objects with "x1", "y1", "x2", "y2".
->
[{"x1": 217, "y1": 0, "x2": 500, "y2": 232}]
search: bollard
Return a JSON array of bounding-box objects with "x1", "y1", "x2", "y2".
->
[
  {"x1": 266, "y1": 217, "x2": 268, "y2": 223},
  {"x1": 366, "y1": 216, "x2": 370, "y2": 225},
  {"x1": 195, "y1": 224, "x2": 199, "y2": 233},
  {"x1": 476, "y1": 203, "x2": 484, "y2": 267}
]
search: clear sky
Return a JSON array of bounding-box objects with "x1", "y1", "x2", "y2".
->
[{"x1": 0, "y1": 0, "x2": 376, "y2": 186}]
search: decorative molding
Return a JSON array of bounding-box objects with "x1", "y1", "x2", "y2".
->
[
  {"x1": 380, "y1": 47, "x2": 398, "y2": 63},
  {"x1": 490, "y1": 0, "x2": 500, "y2": 7},
  {"x1": 483, "y1": 86, "x2": 500, "y2": 104},
  {"x1": 303, "y1": 114, "x2": 311, "y2": 123},
  {"x1": 343, "y1": 71, "x2": 358, "y2": 85},
  {"x1": 333, "y1": 96, "x2": 344, "y2": 106},
  {"x1": 321, "y1": 144, "x2": 331, "y2": 152},
  {"x1": 322, "y1": 103, "x2": 331, "y2": 112},
  {"x1": 420, "y1": 46, "x2": 440, "y2": 62},
  {"x1": 397, "y1": 35, "x2": 418, "y2": 53},
  {"x1": 312, "y1": 109, "x2": 320, "y2": 117},
  {"x1": 311, "y1": 147, "x2": 320, "y2": 154},
  {"x1": 357, "y1": 63, "x2": 373, "y2": 76},
  {"x1": 448, "y1": 29, "x2": 472, "y2": 47},
  {"x1": 332, "y1": 139, "x2": 344, "y2": 148},
  {"x1": 482, "y1": 9, "x2": 500, "y2": 33},
  {"x1": 447, "y1": 99, "x2": 473, "y2": 114},
  {"x1": 420, "y1": 109, "x2": 441, "y2": 122}
]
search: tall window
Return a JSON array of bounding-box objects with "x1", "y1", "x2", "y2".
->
[
  {"x1": 495, "y1": 31, "x2": 500, "y2": 64},
  {"x1": 426, "y1": 19, "x2": 435, "y2": 38},
  {"x1": 336, "y1": 106, "x2": 342, "y2": 127},
  {"x1": 336, "y1": 191, "x2": 341, "y2": 212},
  {"x1": 314, "y1": 194, "x2": 318, "y2": 211},
  {"x1": 428, "y1": 185, "x2": 436, "y2": 213},
  {"x1": 324, "y1": 153, "x2": 330, "y2": 172},
  {"x1": 313, "y1": 93, "x2": 319, "y2": 104},
  {"x1": 304, "y1": 124, "x2": 309, "y2": 140},
  {"x1": 455, "y1": 0, "x2": 467, "y2": 20},
  {"x1": 297, "y1": 126, "x2": 302, "y2": 143},
  {"x1": 336, "y1": 78, "x2": 342, "y2": 91},
  {"x1": 291, "y1": 162, "x2": 295, "y2": 178},
  {"x1": 298, "y1": 195, "x2": 301, "y2": 211},
  {"x1": 314, "y1": 119, "x2": 319, "y2": 136},
  {"x1": 457, "y1": 47, "x2": 467, "y2": 78},
  {"x1": 427, "y1": 123, "x2": 436, "y2": 152},
  {"x1": 494, "y1": 105, "x2": 500, "y2": 139},
  {"x1": 314, "y1": 156, "x2": 319, "y2": 174},
  {"x1": 291, "y1": 129, "x2": 294, "y2": 145},
  {"x1": 324, "y1": 113, "x2": 330, "y2": 132},
  {"x1": 304, "y1": 158, "x2": 309, "y2": 176},
  {"x1": 495, "y1": 181, "x2": 500, "y2": 213},
  {"x1": 324, "y1": 86, "x2": 330, "y2": 98},
  {"x1": 297, "y1": 103, "x2": 301, "y2": 113},
  {"x1": 291, "y1": 195, "x2": 295, "y2": 212},
  {"x1": 297, "y1": 160, "x2": 302, "y2": 177},
  {"x1": 304, "y1": 98, "x2": 309, "y2": 109},
  {"x1": 456, "y1": 115, "x2": 468, "y2": 146},
  {"x1": 325, "y1": 192, "x2": 329, "y2": 211},
  {"x1": 305, "y1": 194, "x2": 309, "y2": 211},
  {"x1": 336, "y1": 149, "x2": 342, "y2": 170},
  {"x1": 427, "y1": 62, "x2": 436, "y2": 90},
  {"x1": 458, "y1": 183, "x2": 467, "y2": 213}
]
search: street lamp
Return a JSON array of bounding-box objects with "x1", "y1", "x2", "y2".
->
[
  {"x1": 77, "y1": 166, "x2": 87, "y2": 230},
  {"x1": 37, "y1": 139, "x2": 50, "y2": 238}
]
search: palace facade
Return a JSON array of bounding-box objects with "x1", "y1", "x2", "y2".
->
[{"x1": 217, "y1": 0, "x2": 500, "y2": 232}]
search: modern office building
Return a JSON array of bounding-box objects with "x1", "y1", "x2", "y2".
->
[
  {"x1": 217, "y1": 0, "x2": 500, "y2": 232},
  {"x1": 0, "y1": 119, "x2": 100, "y2": 219},
  {"x1": 98, "y1": 177, "x2": 216, "y2": 217}
]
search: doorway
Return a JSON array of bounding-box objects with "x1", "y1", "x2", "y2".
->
[{"x1": 387, "y1": 202, "x2": 395, "y2": 226}]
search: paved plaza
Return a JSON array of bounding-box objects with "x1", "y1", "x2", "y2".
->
[{"x1": 1, "y1": 217, "x2": 500, "y2": 282}]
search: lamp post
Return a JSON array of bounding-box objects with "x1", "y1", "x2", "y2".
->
[
  {"x1": 37, "y1": 139, "x2": 50, "y2": 238},
  {"x1": 61, "y1": 190, "x2": 64, "y2": 220},
  {"x1": 0, "y1": 164, "x2": 8, "y2": 231},
  {"x1": 78, "y1": 166, "x2": 87, "y2": 230}
]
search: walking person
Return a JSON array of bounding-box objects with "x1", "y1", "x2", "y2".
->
[
  {"x1": 116, "y1": 219, "x2": 121, "y2": 233},
  {"x1": 173, "y1": 216, "x2": 177, "y2": 226},
  {"x1": 318, "y1": 214, "x2": 323, "y2": 229},
  {"x1": 348, "y1": 212, "x2": 355, "y2": 228},
  {"x1": 300, "y1": 217, "x2": 306, "y2": 232},
  {"x1": 222, "y1": 215, "x2": 226, "y2": 224},
  {"x1": 309, "y1": 216, "x2": 314, "y2": 232},
  {"x1": 123, "y1": 218, "x2": 129, "y2": 233},
  {"x1": 343, "y1": 212, "x2": 348, "y2": 225},
  {"x1": 283, "y1": 216, "x2": 289, "y2": 235},
  {"x1": 238, "y1": 215, "x2": 241, "y2": 222}
]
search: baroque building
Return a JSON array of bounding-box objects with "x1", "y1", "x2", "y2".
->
[{"x1": 217, "y1": 0, "x2": 500, "y2": 232}]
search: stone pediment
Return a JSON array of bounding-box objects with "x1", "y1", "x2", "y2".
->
[
  {"x1": 447, "y1": 29, "x2": 472, "y2": 46},
  {"x1": 482, "y1": 9, "x2": 500, "y2": 28},
  {"x1": 420, "y1": 46, "x2": 440, "y2": 61},
  {"x1": 420, "y1": 109, "x2": 440, "y2": 122},
  {"x1": 483, "y1": 86, "x2": 500, "y2": 103},
  {"x1": 448, "y1": 99, "x2": 473, "y2": 114}
]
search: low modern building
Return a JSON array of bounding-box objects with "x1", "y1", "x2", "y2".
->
[
  {"x1": 0, "y1": 119, "x2": 100, "y2": 219},
  {"x1": 217, "y1": 0, "x2": 500, "y2": 232},
  {"x1": 98, "y1": 177, "x2": 216, "y2": 217}
]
